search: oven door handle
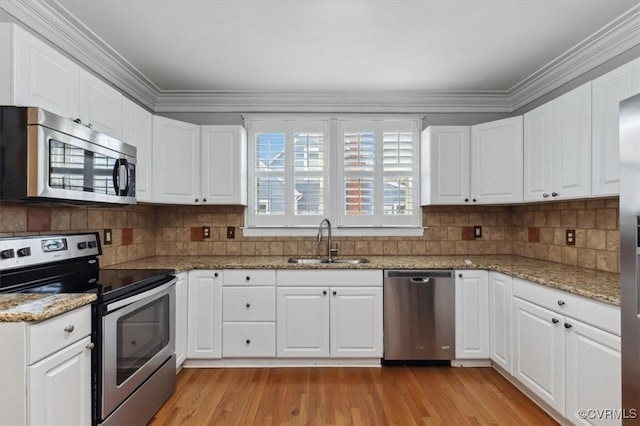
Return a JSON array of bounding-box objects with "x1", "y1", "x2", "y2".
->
[{"x1": 106, "y1": 279, "x2": 175, "y2": 313}]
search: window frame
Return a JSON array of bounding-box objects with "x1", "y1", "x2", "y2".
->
[{"x1": 244, "y1": 114, "x2": 423, "y2": 237}]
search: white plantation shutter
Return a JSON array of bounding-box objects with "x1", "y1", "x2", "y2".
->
[
  {"x1": 247, "y1": 116, "x2": 420, "y2": 233},
  {"x1": 248, "y1": 119, "x2": 328, "y2": 227},
  {"x1": 337, "y1": 119, "x2": 419, "y2": 227}
]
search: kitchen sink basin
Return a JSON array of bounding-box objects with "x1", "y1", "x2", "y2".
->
[{"x1": 287, "y1": 257, "x2": 369, "y2": 264}]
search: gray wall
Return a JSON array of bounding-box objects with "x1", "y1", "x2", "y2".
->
[{"x1": 156, "y1": 112, "x2": 512, "y2": 129}]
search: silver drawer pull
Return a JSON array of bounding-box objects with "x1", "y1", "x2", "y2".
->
[
  {"x1": 64, "y1": 325, "x2": 75, "y2": 333},
  {"x1": 86, "y1": 342, "x2": 95, "y2": 350}
]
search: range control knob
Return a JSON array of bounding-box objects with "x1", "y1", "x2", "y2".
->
[
  {"x1": 77, "y1": 242, "x2": 87, "y2": 250},
  {"x1": 87, "y1": 241, "x2": 97, "y2": 249},
  {"x1": 0, "y1": 249, "x2": 15, "y2": 259},
  {"x1": 16, "y1": 247, "x2": 31, "y2": 257}
]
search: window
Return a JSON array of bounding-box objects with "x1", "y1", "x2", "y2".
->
[{"x1": 246, "y1": 115, "x2": 421, "y2": 235}]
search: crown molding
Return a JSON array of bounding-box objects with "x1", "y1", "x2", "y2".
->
[
  {"x1": 1, "y1": 0, "x2": 639, "y2": 113},
  {"x1": 0, "y1": 0, "x2": 159, "y2": 109},
  {"x1": 508, "y1": 4, "x2": 640, "y2": 110},
  {"x1": 153, "y1": 90, "x2": 513, "y2": 113}
]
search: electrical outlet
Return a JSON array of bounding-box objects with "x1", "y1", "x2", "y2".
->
[
  {"x1": 202, "y1": 226, "x2": 210, "y2": 239},
  {"x1": 103, "y1": 229, "x2": 112, "y2": 245},
  {"x1": 474, "y1": 226, "x2": 482, "y2": 238},
  {"x1": 566, "y1": 229, "x2": 575, "y2": 246},
  {"x1": 227, "y1": 227, "x2": 235, "y2": 239}
]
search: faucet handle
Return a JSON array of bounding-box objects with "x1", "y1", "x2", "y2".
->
[{"x1": 330, "y1": 245, "x2": 339, "y2": 256}]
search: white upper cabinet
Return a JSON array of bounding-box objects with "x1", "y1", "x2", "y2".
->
[
  {"x1": 79, "y1": 69, "x2": 123, "y2": 138},
  {"x1": 152, "y1": 115, "x2": 201, "y2": 204},
  {"x1": 122, "y1": 98, "x2": 153, "y2": 202},
  {"x1": 592, "y1": 58, "x2": 640, "y2": 196},
  {"x1": 524, "y1": 83, "x2": 592, "y2": 201},
  {"x1": 0, "y1": 23, "x2": 80, "y2": 119},
  {"x1": 470, "y1": 116, "x2": 524, "y2": 204},
  {"x1": 201, "y1": 125, "x2": 248, "y2": 205},
  {"x1": 420, "y1": 126, "x2": 471, "y2": 205}
]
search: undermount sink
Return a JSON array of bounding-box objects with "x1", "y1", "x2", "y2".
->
[{"x1": 287, "y1": 257, "x2": 370, "y2": 264}]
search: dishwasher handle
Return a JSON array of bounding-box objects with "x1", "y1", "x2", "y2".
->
[{"x1": 410, "y1": 277, "x2": 431, "y2": 283}]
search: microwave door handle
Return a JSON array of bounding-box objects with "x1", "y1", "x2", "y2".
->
[
  {"x1": 112, "y1": 159, "x2": 121, "y2": 195},
  {"x1": 119, "y1": 158, "x2": 129, "y2": 195}
]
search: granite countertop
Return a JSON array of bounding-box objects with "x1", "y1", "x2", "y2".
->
[
  {"x1": 108, "y1": 254, "x2": 621, "y2": 306},
  {"x1": 0, "y1": 293, "x2": 96, "y2": 323}
]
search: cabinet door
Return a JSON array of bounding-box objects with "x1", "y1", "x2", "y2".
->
[
  {"x1": 152, "y1": 116, "x2": 201, "y2": 204},
  {"x1": 201, "y1": 125, "x2": 248, "y2": 205},
  {"x1": 122, "y1": 98, "x2": 153, "y2": 202},
  {"x1": 330, "y1": 287, "x2": 383, "y2": 358},
  {"x1": 420, "y1": 126, "x2": 470, "y2": 205},
  {"x1": 175, "y1": 272, "x2": 188, "y2": 370},
  {"x1": 523, "y1": 102, "x2": 554, "y2": 202},
  {"x1": 592, "y1": 58, "x2": 640, "y2": 196},
  {"x1": 552, "y1": 82, "x2": 591, "y2": 200},
  {"x1": 565, "y1": 318, "x2": 621, "y2": 426},
  {"x1": 11, "y1": 24, "x2": 80, "y2": 119},
  {"x1": 27, "y1": 336, "x2": 92, "y2": 426},
  {"x1": 470, "y1": 116, "x2": 523, "y2": 204},
  {"x1": 79, "y1": 69, "x2": 123, "y2": 138},
  {"x1": 489, "y1": 272, "x2": 513, "y2": 374},
  {"x1": 187, "y1": 270, "x2": 222, "y2": 359},
  {"x1": 276, "y1": 287, "x2": 329, "y2": 358},
  {"x1": 513, "y1": 297, "x2": 565, "y2": 414},
  {"x1": 455, "y1": 270, "x2": 489, "y2": 359}
]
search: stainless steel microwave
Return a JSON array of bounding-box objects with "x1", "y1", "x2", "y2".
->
[{"x1": 0, "y1": 106, "x2": 136, "y2": 204}]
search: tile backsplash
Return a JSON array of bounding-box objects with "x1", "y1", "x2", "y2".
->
[
  {"x1": 0, "y1": 197, "x2": 620, "y2": 272},
  {"x1": 0, "y1": 202, "x2": 155, "y2": 267}
]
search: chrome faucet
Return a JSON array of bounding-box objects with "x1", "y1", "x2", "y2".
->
[{"x1": 317, "y1": 218, "x2": 337, "y2": 262}]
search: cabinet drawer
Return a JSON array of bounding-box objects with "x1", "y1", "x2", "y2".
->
[
  {"x1": 513, "y1": 278, "x2": 620, "y2": 336},
  {"x1": 28, "y1": 306, "x2": 92, "y2": 364},
  {"x1": 277, "y1": 270, "x2": 383, "y2": 287},
  {"x1": 222, "y1": 322, "x2": 275, "y2": 357},
  {"x1": 224, "y1": 270, "x2": 276, "y2": 286},
  {"x1": 223, "y1": 287, "x2": 275, "y2": 321}
]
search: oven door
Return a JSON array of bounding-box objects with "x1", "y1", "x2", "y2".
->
[
  {"x1": 30, "y1": 125, "x2": 136, "y2": 204},
  {"x1": 101, "y1": 280, "x2": 175, "y2": 418}
]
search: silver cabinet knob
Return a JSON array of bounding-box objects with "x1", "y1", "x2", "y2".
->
[
  {"x1": 195, "y1": 198, "x2": 199, "y2": 202},
  {"x1": 551, "y1": 192, "x2": 558, "y2": 197},
  {"x1": 564, "y1": 323, "x2": 572, "y2": 329},
  {"x1": 552, "y1": 318, "x2": 559, "y2": 324},
  {"x1": 86, "y1": 342, "x2": 95, "y2": 350},
  {"x1": 203, "y1": 198, "x2": 207, "y2": 202},
  {"x1": 86, "y1": 123, "x2": 93, "y2": 129},
  {"x1": 64, "y1": 325, "x2": 75, "y2": 333},
  {"x1": 458, "y1": 273, "x2": 463, "y2": 278},
  {"x1": 557, "y1": 300, "x2": 565, "y2": 306},
  {"x1": 245, "y1": 276, "x2": 251, "y2": 281},
  {"x1": 246, "y1": 339, "x2": 251, "y2": 345},
  {"x1": 542, "y1": 193, "x2": 549, "y2": 198},
  {"x1": 245, "y1": 303, "x2": 251, "y2": 308}
]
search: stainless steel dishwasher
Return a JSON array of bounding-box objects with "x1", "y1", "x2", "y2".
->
[{"x1": 383, "y1": 270, "x2": 455, "y2": 361}]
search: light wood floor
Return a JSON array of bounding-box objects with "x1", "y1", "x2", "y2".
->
[{"x1": 149, "y1": 366, "x2": 557, "y2": 426}]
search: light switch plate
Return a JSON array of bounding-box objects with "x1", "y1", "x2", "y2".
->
[
  {"x1": 104, "y1": 229, "x2": 112, "y2": 245},
  {"x1": 566, "y1": 229, "x2": 575, "y2": 246}
]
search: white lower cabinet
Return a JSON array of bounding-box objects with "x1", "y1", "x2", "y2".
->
[
  {"x1": 565, "y1": 319, "x2": 621, "y2": 426},
  {"x1": 330, "y1": 287, "x2": 383, "y2": 358},
  {"x1": 0, "y1": 305, "x2": 93, "y2": 426},
  {"x1": 187, "y1": 270, "x2": 222, "y2": 359},
  {"x1": 222, "y1": 270, "x2": 276, "y2": 358},
  {"x1": 455, "y1": 270, "x2": 489, "y2": 359},
  {"x1": 28, "y1": 336, "x2": 92, "y2": 426},
  {"x1": 276, "y1": 287, "x2": 330, "y2": 358},
  {"x1": 175, "y1": 272, "x2": 188, "y2": 370},
  {"x1": 512, "y1": 278, "x2": 621, "y2": 424},
  {"x1": 513, "y1": 297, "x2": 566, "y2": 413},
  {"x1": 489, "y1": 272, "x2": 513, "y2": 374},
  {"x1": 276, "y1": 270, "x2": 383, "y2": 359}
]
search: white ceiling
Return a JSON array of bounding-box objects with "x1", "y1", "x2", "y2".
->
[{"x1": 52, "y1": 0, "x2": 638, "y2": 95}]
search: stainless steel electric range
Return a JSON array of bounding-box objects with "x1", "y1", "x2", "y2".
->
[{"x1": 0, "y1": 232, "x2": 176, "y2": 426}]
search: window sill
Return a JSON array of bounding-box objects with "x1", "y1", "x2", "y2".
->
[{"x1": 241, "y1": 227, "x2": 425, "y2": 238}]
